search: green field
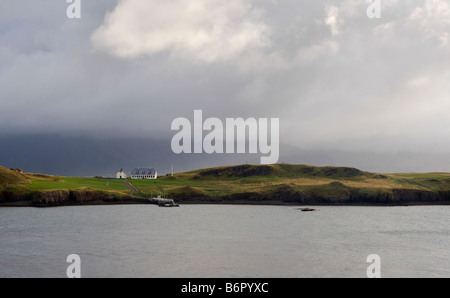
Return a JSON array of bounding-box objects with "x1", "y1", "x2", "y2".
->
[{"x1": 28, "y1": 177, "x2": 129, "y2": 192}]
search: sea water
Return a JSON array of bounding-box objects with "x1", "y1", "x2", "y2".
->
[{"x1": 0, "y1": 205, "x2": 449, "y2": 278}]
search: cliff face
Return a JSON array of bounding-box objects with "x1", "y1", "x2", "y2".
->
[
  {"x1": 32, "y1": 190, "x2": 71, "y2": 206},
  {"x1": 29, "y1": 190, "x2": 141, "y2": 207},
  {"x1": 2, "y1": 186, "x2": 450, "y2": 207},
  {"x1": 0, "y1": 190, "x2": 32, "y2": 203},
  {"x1": 172, "y1": 187, "x2": 450, "y2": 206},
  {"x1": 300, "y1": 188, "x2": 450, "y2": 205}
]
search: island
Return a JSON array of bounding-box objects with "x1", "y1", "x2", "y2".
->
[{"x1": 1, "y1": 164, "x2": 450, "y2": 207}]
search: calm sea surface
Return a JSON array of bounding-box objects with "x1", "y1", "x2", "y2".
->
[{"x1": 0, "y1": 205, "x2": 449, "y2": 278}]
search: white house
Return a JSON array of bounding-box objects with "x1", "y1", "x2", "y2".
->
[
  {"x1": 116, "y1": 168, "x2": 127, "y2": 179},
  {"x1": 131, "y1": 167, "x2": 157, "y2": 179}
]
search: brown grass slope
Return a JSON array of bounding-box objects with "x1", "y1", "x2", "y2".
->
[{"x1": 0, "y1": 166, "x2": 32, "y2": 202}]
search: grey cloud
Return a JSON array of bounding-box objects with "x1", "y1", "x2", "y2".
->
[{"x1": 1, "y1": 0, "x2": 450, "y2": 163}]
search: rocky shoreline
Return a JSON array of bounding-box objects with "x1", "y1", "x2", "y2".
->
[
  {"x1": 2, "y1": 188, "x2": 450, "y2": 207},
  {"x1": 0, "y1": 189, "x2": 146, "y2": 207}
]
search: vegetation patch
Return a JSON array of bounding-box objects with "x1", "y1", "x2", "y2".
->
[{"x1": 2, "y1": 163, "x2": 450, "y2": 206}]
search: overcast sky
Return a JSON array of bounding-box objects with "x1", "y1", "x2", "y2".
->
[{"x1": 1, "y1": 0, "x2": 450, "y2": 154}]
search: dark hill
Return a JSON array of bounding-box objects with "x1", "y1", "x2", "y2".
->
[{"x1": 187, "y1": 164, "x2": 375, "y2": 180}]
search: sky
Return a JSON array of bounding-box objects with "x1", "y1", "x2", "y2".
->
[{"x1": 1, "y1": 0, "x2": 450, "y2": 156}]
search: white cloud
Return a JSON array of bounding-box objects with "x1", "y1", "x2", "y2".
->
[
  {"x1": 297, "y1": 40, "x2": 340, "y2": 62},
  {"x1": 325, "y1": 6, "x2": 341, "y2": 37},
  {"x1": 373, "y1": 21, "x2": 396, "y2": 41},
  {"x1": 91, "y1": 0, "x2": 270, "y2": 62},
  {"x1": 409, "y1": 0, "x2": 450, "y2": 46}
]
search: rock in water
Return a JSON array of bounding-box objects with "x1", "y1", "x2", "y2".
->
[{"x1": 299, "y1": 208, "x2": 316, "y2": 212}]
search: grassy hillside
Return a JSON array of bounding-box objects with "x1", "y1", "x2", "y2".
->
[
  {"x1": 125, "y1": 164, "x2": 450, "y2": 204},
  {"x1": 1, "y1": 163, "x2": 450, "y2": 206},
  {"x1": 0, "y1": 166, "x2": 32, "y2": 201},
  {"x1": 0, "y1": 166, "x2": 131, "y2": 204}
]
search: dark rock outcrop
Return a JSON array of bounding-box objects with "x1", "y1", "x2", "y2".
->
[
  {"x1": 32, "y1": 190, "x2": 71, "y2": 206},
  {"x1": 0, "y1": 190, "x2": 32, "y2": 203},
  {"x1": 29, "y1": 190, "x2": 140, "y2": 207},
  {"x1": 272, "y1": 184, "x2": 307, "y2": 203},
  {"x1": 299, "y1": 208, "x2": 316, "y2": 212}
]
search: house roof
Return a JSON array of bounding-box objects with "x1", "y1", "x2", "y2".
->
[{"x1": 131, "y1": 168, "x2": 157, "y2": 175}]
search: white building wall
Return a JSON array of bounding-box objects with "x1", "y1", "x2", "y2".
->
[
  {"x1": 116, "y1": 171, "x2": 127, "y2": 179},
  {"x1": 131, "y1": 173, "x2": 157, "y2": 179}
]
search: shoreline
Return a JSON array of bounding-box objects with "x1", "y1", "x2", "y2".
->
[{"x1": 2, "y1": 199, "x2": 450, "y2": 208}]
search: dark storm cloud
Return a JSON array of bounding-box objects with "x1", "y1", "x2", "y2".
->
[{"x1": 1, "y1": 0, "x2": 450, "y2": 154}]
